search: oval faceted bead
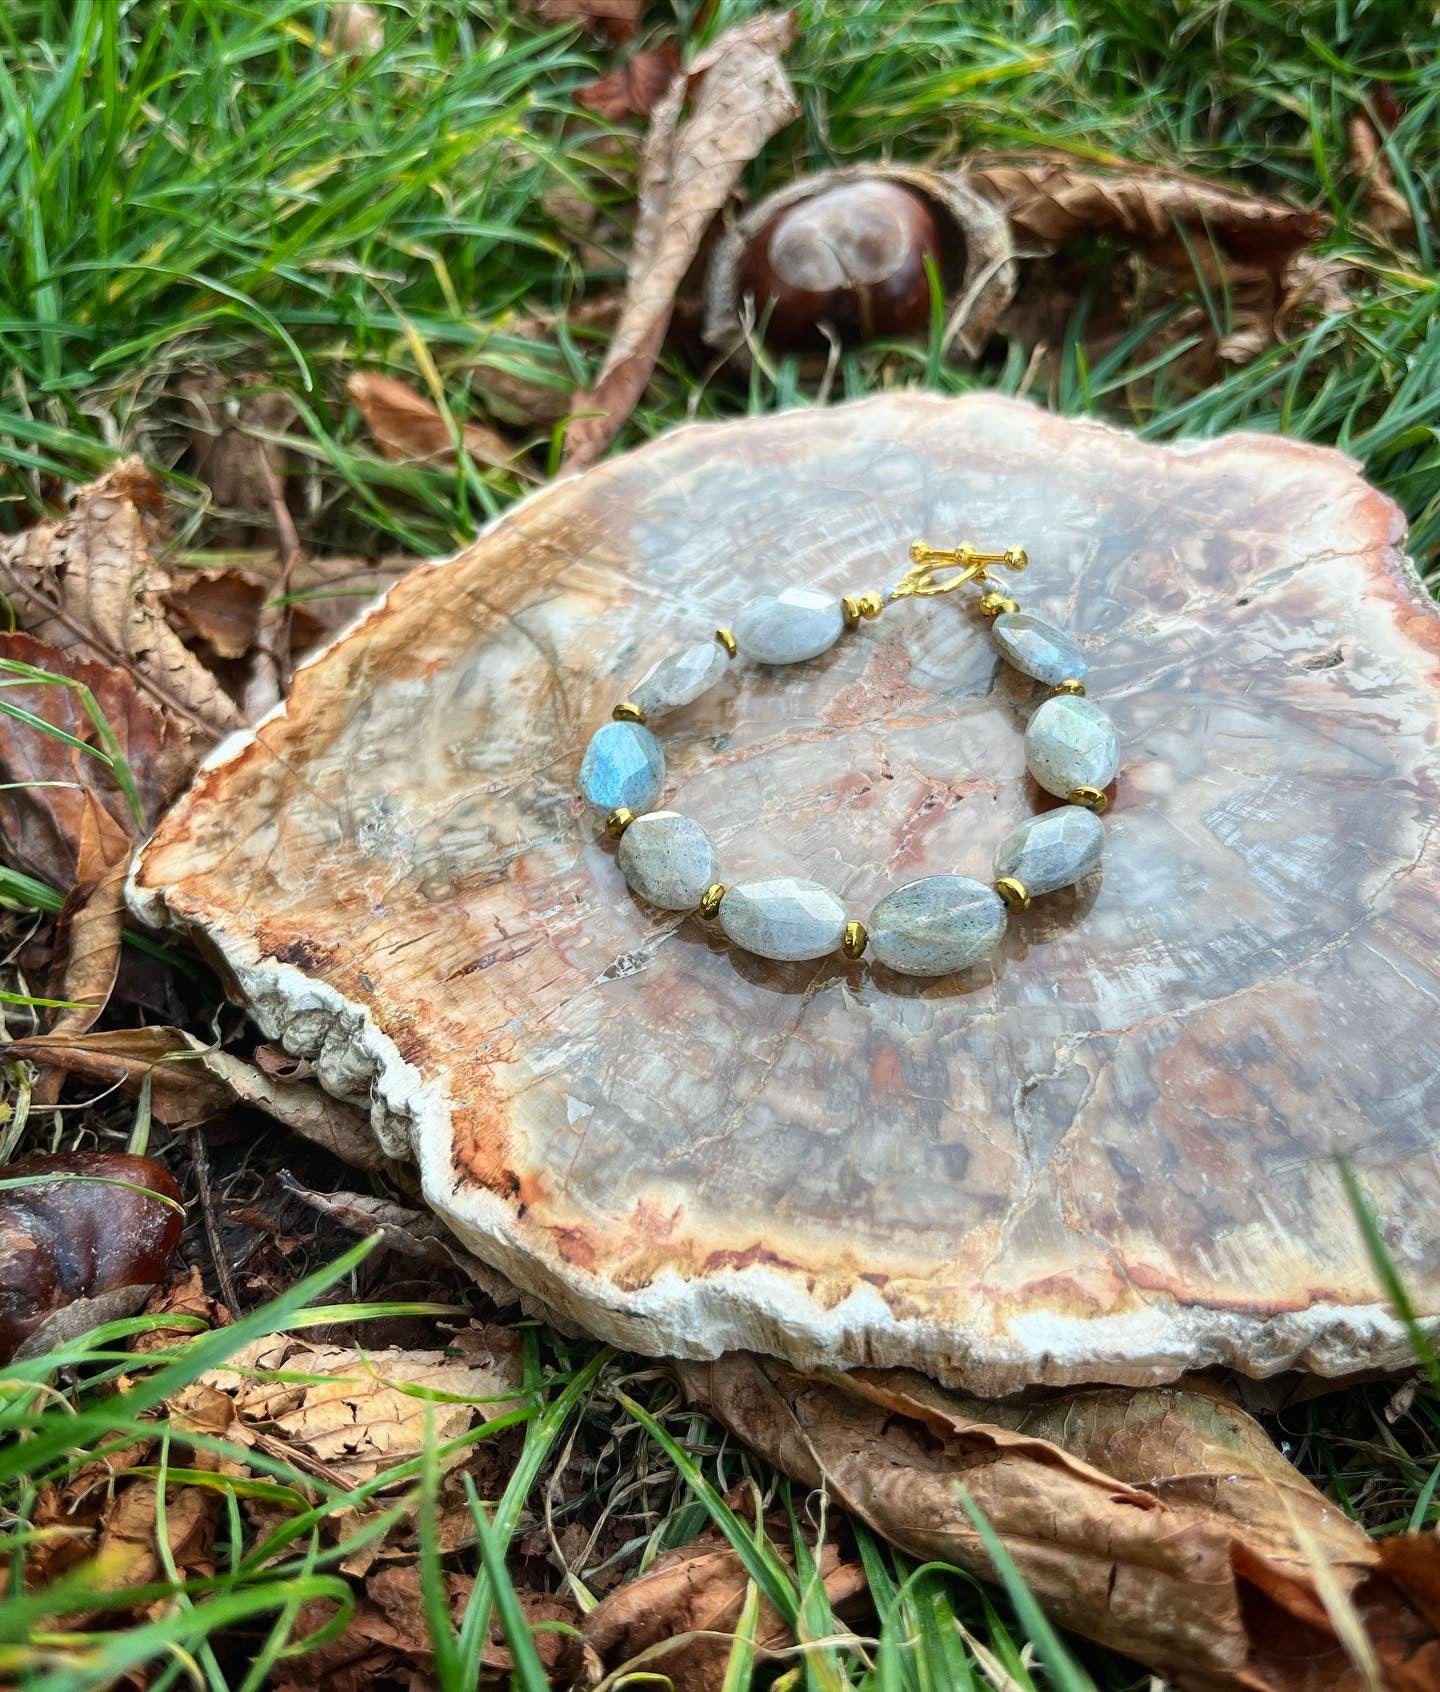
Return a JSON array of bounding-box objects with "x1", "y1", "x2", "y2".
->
[
  {"x1": 732, "y1": 586, "x2": 845, "y2": 665},
  {"x1": 718, "y1": 877, "x2": 847, "y2": 961},
  {"x1": 869, "y1": 875, "x2": 1007, "y2": 976},
  {"x1": 618, "y1": 812, "x2": 719, "y2": 911},
  {"x1": 1023, "y1": 695, "x2": 1119, "y2": 798},
  {"x1": 579, "y1": 721, "x2": 664, "y2": 813},
  {"x1": 990, "y1": 611, "x2": 1087, "y2": 686},
  {"x1": 630, "y1": 640, "x2": 729, "y2": 717},
  {"x1": 992, "y1": 807, "x2": 1104, "y2": 895}
]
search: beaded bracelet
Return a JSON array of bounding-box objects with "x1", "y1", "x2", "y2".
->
[{"x1": 579, "y1": 541, "x2": 1119, "y2": 977}]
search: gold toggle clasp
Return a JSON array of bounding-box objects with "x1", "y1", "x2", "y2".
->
[{"x1": 892, "y1": 540, "x2": 1028, "y2": 600}]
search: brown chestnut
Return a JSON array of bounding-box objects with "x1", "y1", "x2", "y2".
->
[
  {"x1": 0, "y1": 1151, "x2": 183, "y2": 1362},
  {"x1": 737, "y1": 180, "x2": 944, "y2": 351}
]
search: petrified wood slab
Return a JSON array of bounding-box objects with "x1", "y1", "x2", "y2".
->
[{"x1": 130, "y1": 394, "x2": 1440, "y2": 1391}]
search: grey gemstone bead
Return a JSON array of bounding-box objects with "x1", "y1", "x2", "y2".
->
[
  {"x1": 990, "y1": 611, "x2": 1088, "y2": 686},
  {"x1": 992, "y1": 807, "x2": 1104, "y2": 895},
  {"x1": 618, "y1": 811, "x2": 719, "y2": 911},
  {"x1": 718, "y1": 876, "x2": 847, "y2": 961},
  {"x1": 579, "y1": 720, "x2": 664, "y2": 813},
  {"x1": 732, "y1": 586, "x2": 845, "y2": 665},
  {"x1": 1023, "y1": 695, "x2": 1119, "y2": 798},
  {"x1": 630, "y1": 640, "x2": 729, "y2": 717},
  {"x1": 869, "y1": 875, "x2": 1007, "y2": 976}
]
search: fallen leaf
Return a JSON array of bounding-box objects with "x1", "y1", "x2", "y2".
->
[
  {"x1": 563, "y1": 12, "x2": 800, "y2": 469},
  {"x1": 326, "y1": 1, "x2": 383, "y2": 57},
  {"x1": 680, "y1": 1356, "x2": 1440, "y2": 1692},
  {"x1": 522, "y1": 0, "x2": 640, "y2": 43},
  {"x1": 1347, "y1": 108, "x2": 1414, "y2": 238},
  {"x1": 585, "y1": 1527, "x2": 867, "y2": 1690},
  {"x1": 348, "y1": 371, "x2": 525, "y2": 476},
  {"x1": 467, "y1": 295, "x2": 621, "y2": 427},
  {"x1": 0, "y1": 460, "x2": 242, "y2": 735},
  {"x1": 175, "y1": 374, "x2": 299, "y2": 551},
  {"x1": 43, "y1": 792, "x2": 132, "y2": 1040},
  {"x1": 164, "y1": 568, "x2": 267, "y2": 661},
  {"x1": 577, "y1": 41, "x2": 681, "y2": 121},
  {"x1": 0, "y1": 1152, "x2": 183, "y2": 1364},
  {"x1": 0, "y1": 631, "x2": 194, "y2": 884},
  {"x1": 277, "y1": 1178, "x2": 524, "y2": 1308},
  {"x1": 201, "y1": 1338, "x2": 523, "y2": 1485},
  {"x1": 967, "y1": 153, "x2": 1326, "y2": 274}
]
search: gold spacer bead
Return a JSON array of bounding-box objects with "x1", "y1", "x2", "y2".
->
[
  {"x1": 842, "y1": 920, "x2": 868, "y2": 960},
  {"x1": 612, "y1": 701, "x2": 647, "y2": 724},
  {"x1": 605, "y1": 807, "x2": 636, "y2": 838},
  {"x1": 715, "y1": 628, "x2": 737, "y2": 659},
  {"x1": 1053, "y1": 677, "x2": 1087, "y2": 697},
  {"x1": 698, "y1": 882, "x2": 726, "y2": 919},
  {"x1": 1068, "y1": 786, "x2": 1109, "y2": 813},
  {"x1": 1004, "y1": 545, "x2": 1029, "y2": 572},
  {"x1": 857, "y1": 592, "x2": 884, "y2": 620},
  {"x1": 979, "y1": 592, "x2": 1020, "y2": 619},
  {"x1": 994, "y1": 876, "x2": 1030, "y2": 912},
  {"x1": 842, "y1": 592, "x2": 885, "y2": 630},
  {"x1": 841, "y1": 594, "x2": 862, "y2": 629}
]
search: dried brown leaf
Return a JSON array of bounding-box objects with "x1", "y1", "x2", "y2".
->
[
  {"x1": 468, "y1": 295, "x2": 621, "y2": 427},
  {"x1": 0, "y1": 631, "x2": 194, "y2": 883},
  {"x1": 523, "y1": 0, "x2": 640, "y2": 43},
  {"x1": 968, "y1": 153, "x2": 1325, "y2": 273},
  {"x1": 1347, "y1": 112, "x2": 1414, "y2": 237},
  {"x1": 577, "y1": 41, "x2": 682, "y2": 121},
  {"x1": 326, "y1": 2, "x2": 383, "y2": 57},
  {"x1": 175, "y1": 374, "x2": 299, "y2": 550},
  {"x1": 0, "y1": 460, "x2": 242, "y2": 735},
  {"x1": 563, "y1": 12, "x2": 800, "y2": 469},
  {"x1": 39, "y1": 793, "x2": 131, "y2": 1055},
  {"x1": 200, "y1": 1337, "x2": 522, "y2": 1485},
  {"x1": 278, "y1": 1179, "x2": 523, "y2": 1308},
  {"x1": 164, "y1": 569, "x2": 267, "y2": 661},
  {"x1": 585, "y1": 1530, "x2": 867, "y2": 1690},
  {"x1": 680, "y1": 1356, "x2": 1440, "y2": 1692},
  {"x1": 347, "y1": 371, "x2": 524, "y2": 475}
]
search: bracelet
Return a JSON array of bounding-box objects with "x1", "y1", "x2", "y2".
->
[{"x1": 578, "y1": 541, "x2": 1119, "y2": 977}]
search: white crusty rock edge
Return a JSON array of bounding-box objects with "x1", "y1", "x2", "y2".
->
[{"x1": 126, "y1": 396, "x2": 1429, "y2": 1394}]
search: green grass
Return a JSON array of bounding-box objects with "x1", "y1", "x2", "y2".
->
[{"x1": 2, "y1": 0, "x2": 1439, "y2": 1686}]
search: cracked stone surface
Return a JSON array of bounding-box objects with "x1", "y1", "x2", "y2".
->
[{"x1": 129, "y1": 394, "x2": 1440, "y2": 1391}]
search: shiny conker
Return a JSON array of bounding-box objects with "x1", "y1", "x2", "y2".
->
[{"x1": 737, "y1": 179, "x2": 944, "y2": 351}]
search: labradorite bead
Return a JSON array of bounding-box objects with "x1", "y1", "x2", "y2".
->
[
  {"x1": 869, "y1": 875, "x2": 1007, "y2": 976},
  {"x1": 630, "y1": 640, "x2": 729, "y2": 717},
  {"x1": 579, "y1": 720, "x2": 664, "y2": 813},
  {"x1": 990, "y1": 612, "x2": 1088, "y2": 686},
  {"x1": 718, "y1": 877, "x2": 848, "y2": 961},
  {"x1": 992, "y1": 807, "x2": 1104, "y2": 895},
  {"x1": 732, "y1": 586, "x2": 845, "y2": 665},
  {"x1": 617, "y1": 811, "x2": 719, "y2": 911},
  {"x1": 1023, "y1": 695, "x2": 1119, "y2": 798}
]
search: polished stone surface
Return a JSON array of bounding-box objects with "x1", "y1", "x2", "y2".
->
[
  {"x1": 133, "y1": 392, "x2": 1440, "y2": 1393},
  {"x1": 870, "y1": 875, "x2": 1007, "y2": 976},
  {"x1": 618, "y1": 811, "x2": 718, "y2": 911},
  {"x1": 1024, "y1": 694, "x2": 1120, "y2": 796},
  {"x1": 733, "y1": 585, "x2": 845, "y2": 664},
  {"x1": 990, "y1": 611, "x2": 1088, "y2": 686},
  {"x1": 579, "y1": 720, "x2": 664, "y2": 813},
  {"x1": 993, "y1": 807, "x2": 1104, "y2": 895},
  {"x1": 630, "y1": 640, "x2": 729, "y2": 717},
  {"x1": 718, "y1": 876, "x2": 847, "y2": 960}
]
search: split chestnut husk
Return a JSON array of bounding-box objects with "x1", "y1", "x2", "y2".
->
[{"x1": 704, "y1": 164, "x2": 1015, "y2": 366}]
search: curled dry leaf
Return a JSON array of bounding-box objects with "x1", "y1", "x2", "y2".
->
[
  {"x1": 1347, "y1": 110, "x2": 1414, "y2": 238},
  {"x1": 967, "y1": 153, "x2": 1325, "y2": 273},
  {"x1": 347, "y1": 370, "x2": 527, "y2": 477},
  {"x1": 326, "y1": 1, "x2": 383, "y2": 58},
  {"x1": 277, "y1": 1177, "x2": 524, "y2": 1309},
  {"x1": 469, "y1": 294, "x2": 621, "y2": 427},
  {"x1": 563, "y1": 11, "x2": 801, "y2": 470},
  {"x1": 577, "y1": 40, "x2": 682, "y2": 122},
  {"x1": 0, "y1": 459, "x2": 242, "y2": 736},
  {"x1": 680, "y1": 1356, "x2": 1440, "y2": 1692},
  {"x1": 522, "y1": 0, "x2": 640, "y2": 43},
  {"x1": 0, "y1": 1151, "x2": 183, "y2": 1364},
  {"x1": 174, "y1": 373, "x2": 299, "y2": 551},
  {"x1": 585, "y1": 1527, "x2": 867, "y2": 1691},
  {"x1": 43, "y1": 791, "x2": 132, "y2": 1041},
  {"x1": 0, "y1": 631, "x2": 193, "y2": 883}
]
